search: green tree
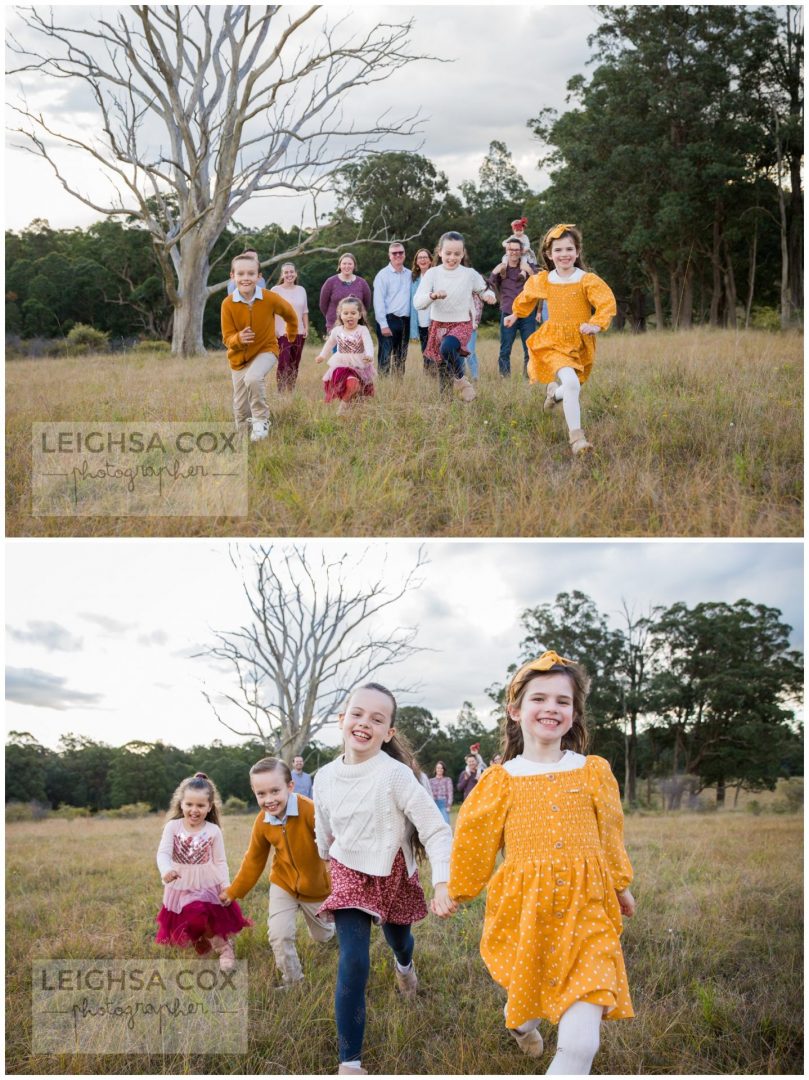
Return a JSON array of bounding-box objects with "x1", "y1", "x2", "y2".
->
[{"x1": 5, "y1": 731, "x2": 50, "y2": 804}]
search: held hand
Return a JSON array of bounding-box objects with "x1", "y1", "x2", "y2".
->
[
  {"x1": 617, "y1": 888, "x2": 636, "y2": 917},
  {"x1": 503, "y1": 314, "x2": 518, "y2": 328},
  {"x1": 315, "y1": 354, "x2": 325, "y2": 364},
  {"x1": 431, "y1": 290, "x2": 447, "y2": 300},
  {"x1": 239, "y1": 327, "x2": 256, "y2": 343},
  {"x1": 481, "y1": 289, "x2": 496, "y2": 304},
  {"x1": 162, "y1": 870, "x2": 180, "y2": 884},
  {"x1": 580, "y1": 322, "x2": 601, "y2": 335},
  {"x1": 381, "y1": 327, "x2": 392, "y2": 337},
  {"x1": 219, "y1": 889, "x2": 232, "y2": 906},
  {"x1": 430, "y1": 883, "x2": 458, "y2": 918}
]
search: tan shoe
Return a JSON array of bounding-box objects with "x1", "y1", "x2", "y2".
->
[
  {"x1": 217, "y1": 939, "x2": 236, "y2": 972},
  {"x1": 569, "y1": 428, "x2": 592, "y2": 455},
  {"x1": 508, "y1": 1025, "x2": 544, "y2": 1057},
  {"x1": 543, "y1": 381, "x2": 561, "y2": 412},
  {"x1": 453, "y1": 376, "x2": 476, "y2": 403},
  {"x1": 337, "y1": 1065, "x2": 368, "y2": 1075},
  {"x1": 394, "y1": 963, "x2": 418, "y2": 998}
]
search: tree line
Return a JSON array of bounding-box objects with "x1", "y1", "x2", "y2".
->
[
  {"x1": 6, "y1": 591, "x2": 802, "y2": 814},
  {"x1": 6, "y1": 5, "x2": 801, "y2": 349}
]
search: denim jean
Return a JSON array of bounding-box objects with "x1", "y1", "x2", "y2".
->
[
  {"x1": 334, "y1": 908, "x2": 414, "y2": 1062},
  {"x1": 433, "y1": 797, "x2": 450, "y2": 825},
  {"x1": 377, "y1": 313, "x2": 410, "y2": 375},
  {"x1": 498, "y1": 312, "x2": 537, "y2": 376},
  {"x1": 465, "y1": 330, "x2": 478, "y2": 379},
  {"x1": 437, "y1": 334, "x2": 465, "y2": 391}
]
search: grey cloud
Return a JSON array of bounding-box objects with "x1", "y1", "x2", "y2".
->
[
  {"x1": 137, "y1": 629, "x2": 169, "y2": 647},
  {"x1": 5, "y1": 667, "x2": 104, "y2": 710},
  {"x1": 7, "y1": 620, "x2": 83, "y2": 652},
  {"x1": 79, "y1": 613, "x2": 136, "y2": 635}
]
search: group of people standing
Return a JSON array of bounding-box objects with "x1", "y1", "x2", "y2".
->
[{"x1": 221, "y1": 220, "x2": 617, "y2": 452}]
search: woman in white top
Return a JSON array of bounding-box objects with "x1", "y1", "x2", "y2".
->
[
  {"x1": 270, "y1": 262, "x2": 309, "y2": 392},
  {"x1": 413, "y1": 230, "x2": 495, "y2": 402}
]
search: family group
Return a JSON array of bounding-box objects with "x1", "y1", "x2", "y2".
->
[
  {"x1": 220, "y1": 221, "x2": 617, "y2": 455},
  {"x1": 155, "y1": 651, "x2": 636, "y2": 1075}
]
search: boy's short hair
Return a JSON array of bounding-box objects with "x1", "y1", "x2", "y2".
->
[
  {"x1": 231, "y1": 251, "x2": 261, "y2": 272},
  {"x1": 250, "y1": 756, "x2": 292, "y2": 783}
]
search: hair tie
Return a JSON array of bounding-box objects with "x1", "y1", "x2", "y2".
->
[
  {"x1": 545, "y1": 223, "x2": 577, "y2": 243},
  {"x1": 194, "y1": 772, "x2": 208, "y2": 780},
  {"x1": 507, "y1": 650, "x2": 576, "y2": 704}
]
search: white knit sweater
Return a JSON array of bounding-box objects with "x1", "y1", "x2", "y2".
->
[
  {"x1": 313, "y1": 751, "x2": 452, "y2": 884},
  {"x1": 413, "y1": 265, "x2": 492, "y2": 322}
]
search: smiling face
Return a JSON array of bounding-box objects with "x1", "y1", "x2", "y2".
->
[
  {"x1": 549, "y1": 236, "x2": 579, "y2": 275},
  {"x1": 439, "y1": 239, "x2": 464, "y2": 269},
  {"x1": 292, "y1": 756, "x2": 304, "y2": 773},
  {"x1": 232, "y1": 257, "x2": 260, "y2": 297},
  {"x1": 508, "y1": 672, "x2": 575, "y2": 758},
  {"x1": 280, "y1": 263, "x2": 297, "y2": 286},
  {"x1": 339, "y1": 686, "x2": 396, "y2": 764},
  {"x1": 506, "y1": 241, "x2": 523, "y2": 267},
  {"x1": 415, "y1": 249, "x2": 432, "y2": 273},
  {"x1": 251, "y1": 768, "x2": 295, "y2": 818},
  {"x1": 338, "y1": 255, "x2": 356, "y2": 278},
  {"x1": 180, "y1": 790, "x2": 212, "y2": 829},
  {"x1": 434, "y1": 762, "x2": 445, "y2": 778},
  {"x1": 388, "y1": 244, "x2": 406, "y2": 267}
]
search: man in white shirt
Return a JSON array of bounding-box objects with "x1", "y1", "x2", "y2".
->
[{"x1": 373, "y1": 242, "x2": 411, "y2": 376}]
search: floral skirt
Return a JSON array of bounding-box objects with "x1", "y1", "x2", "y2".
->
[
  {"x1": 424, "y1": 319, "x2": 473, "y2": 364},
  {"x1": 317, "y1": 850, "x2": 427, "y2": 926},
  {"x1": 155, "y1": 899, "x2": 252, "y2": 954}
]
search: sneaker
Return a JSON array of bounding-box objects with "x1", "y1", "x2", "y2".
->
[
  {"x1": 568, "y1": 428, "x2": 593, "y2": 455},
  {"x1": 217, "y1": 939, "x2": 236, "y2": 972},
  {"x1": 394, "y1": 962, "x2": 418, "y2": 999},
  {"x1": 250, "y1": 418, "x2": 270, "y2": 442},
  {"x1": 544, "y1": 381, "x2": 561, "y2": 412},
  {"x1": 274, "y1": 973, "x2": 304, "y2": 992},
  {"x1": 337, "y1": 1065, "x2": 367, "y2": 1075},
  {"x1": 508, "y1": 1025, "x2": 544, "y2": 1057}
]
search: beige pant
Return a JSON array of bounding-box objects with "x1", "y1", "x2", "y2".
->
[
  {"x1": 231, "y1": 351, "x2": 277, "y2": 424},
  {"x1": 268, "y1": 882, "x2": 334, "y2": 984}
]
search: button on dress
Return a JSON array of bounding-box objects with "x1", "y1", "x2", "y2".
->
[
  {"x1": 448, "y1": 757, "x2": 634, "y2": 1029},
  {"x1": 511, "y1": 270, "x2": 617, "y2": 386}
]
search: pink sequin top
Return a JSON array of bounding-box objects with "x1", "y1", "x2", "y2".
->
[{"x1": 156, "y1": 819, "x2": 231, "y2": 914}]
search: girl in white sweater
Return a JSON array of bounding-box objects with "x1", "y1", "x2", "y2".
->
[
  {"x1": 413, "y1": 230, "x2": 495, "y2": 402},
  {"x1": 314, "y1": 683, "x2": 454, "y2": 1075}
]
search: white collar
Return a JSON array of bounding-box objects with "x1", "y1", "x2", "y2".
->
[
  {"x1": 548, "y1": 268, "x2": 585, "y2": 284},
  {"x1": 232, "y1": 285, "x2": 264, "y2": 303}
]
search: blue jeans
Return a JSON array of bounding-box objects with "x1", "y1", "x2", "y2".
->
[
  {"x1": 377, "y1": 313, "x2": 410, "y2": 376},
  {"x1": 434, "y1": 797, "x2": 450, "y2": 824},
  {"x1": 499, "y1": 312, "x2": 537, "y2": 376},
  {"x1": 334, "y1": 908, "x2": 414, "y2": 1062},
  {"x1": 465, "y1": 330, "x2": 478, "y2": 379}
]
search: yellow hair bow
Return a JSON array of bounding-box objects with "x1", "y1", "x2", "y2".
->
[
  {"x1": 545, "y1": 223, "x2": 577, "y2": 242},
  {"x1": 507, "y1": 651, "x2": 576, "y2": 703}
]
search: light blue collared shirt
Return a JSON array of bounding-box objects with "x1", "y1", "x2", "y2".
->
[
  {"x1": 264, "y1": 790, "x2": 299, "y2": 826},
  {"x1": 231, "y1": 285, "x2": 265, "y2": 303},
  {"x1": 373, "y1": 263, "x2": 412, "y2": 328}
]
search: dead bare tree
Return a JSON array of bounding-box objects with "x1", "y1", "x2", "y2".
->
[
  {"x1": 199, "y1": 544, "x2": 428, "y2": 758},
  {"x1": 7, "y1": 5, "x2": 438, "y2": 355}
]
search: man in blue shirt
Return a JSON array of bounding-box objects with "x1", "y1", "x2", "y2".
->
[
  {"x1": 290, "y1": 755, "x2": 313, "y2": 797},
  {"x1": 373, "y1": 241, "x2": 411, "y2": 376}
]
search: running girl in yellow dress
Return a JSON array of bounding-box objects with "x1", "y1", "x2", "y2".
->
[
  {"x1": 443, "y1": 651, "x2": 636, "y2": 1075},
  {"x1": 505, "y1": 224, "x2": 616, "y2": 455}
]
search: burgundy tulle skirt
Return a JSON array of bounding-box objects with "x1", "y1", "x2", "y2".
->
[
  {"x1": 155, "y1": 900, "x2": 252, "y2": 954},
  {"x1": 324, "y1": 365, "x2": 376, "y2": 402}
]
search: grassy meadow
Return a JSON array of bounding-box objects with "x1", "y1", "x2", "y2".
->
[
  {"x1": 6, "y1": 811, "x2": 803, "y2": 1075},
  {"x1": 5, "y1": 328, "x2": 803, "y2": 537}
]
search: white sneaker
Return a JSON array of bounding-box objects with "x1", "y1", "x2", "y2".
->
[{"x1": 250, "y1": 419, "x2": 270, "y2": 442}]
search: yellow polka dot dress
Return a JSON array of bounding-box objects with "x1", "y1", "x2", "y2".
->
[
  {"x1": 448, "y1": 757, "x2": 633, "y2": 1029},
  {"x1": 511, "y1": 270, "x2": 616, "y2": 385}
]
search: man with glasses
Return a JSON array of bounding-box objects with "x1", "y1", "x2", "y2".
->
[{"x1": 373, "y1": 242, "x2": 411, "y2": 375}]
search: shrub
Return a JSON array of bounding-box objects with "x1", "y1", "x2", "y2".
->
[
  {"x1": 5, "y1": 800, "x2": 50, "y2": 822},
  {"x1": 52, "y1": 804, "x2": 93, "y2": 820},
  {"x1": 223, "y1": 796, "x2": 249, "y2": 814},
  {"x1": 102, "y1": 802, "x2": 153, "y2": 819},
  {"x1": 749, "y1": 306, "x2": 781, "y2": 331},
  {"x1": 746, "y1": 800, "x2": 762, "y2": 815},
  {"x1": 64, "y1": 323, "x2": 111, "y2": 354},
  {"x1": 132, "y1": 339, "x2": 171, "y2": 354}
]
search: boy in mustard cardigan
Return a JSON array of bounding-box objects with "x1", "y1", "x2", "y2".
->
[
  {"x1": 221, "y1": 253, "x2": 299, "y2": 442},
  {"x1": 220, "y1": 757, "x2": 333, "y2": 987}
]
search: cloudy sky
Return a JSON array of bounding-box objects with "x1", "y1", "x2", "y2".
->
[
  {"x1": 5, "y1": 540, "x2": 803, "y2": 751},
  {"x1": 5, "y1": 1, "x2": 598, "y2": 232}
]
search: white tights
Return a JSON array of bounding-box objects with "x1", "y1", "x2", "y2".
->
[
  {"x1": 553, "y1": 366, "x2": 582, "y2": 432},
  {"x1": 512, "y1": 1000, "x2": 604, "y2": 1075}
]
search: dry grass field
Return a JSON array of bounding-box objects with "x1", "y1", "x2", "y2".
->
[
  {"x1": 5, "y1": 328, "x2": 803, "y2": 537},
  {"x1": 6, "y1": 811, "x2": 803, "y2": 1074}
]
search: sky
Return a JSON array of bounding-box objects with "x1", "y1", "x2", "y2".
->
[
  {"x1": 4, "y1": 1, "x2": 598, "y2": 233},
  {"x1": 5, "y1": 539, "x2": 804, "y2": 751}
]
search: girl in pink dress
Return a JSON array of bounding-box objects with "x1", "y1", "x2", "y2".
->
[
  {"x1": 155, "y1": 772, "x2": 251, "y2": 971},
  {"x1": 315, "y1": 297, "x2": 376, "y2": 415},
  {"x1": 313, "y1": 683, "x2": 454, "y2": 1075}
]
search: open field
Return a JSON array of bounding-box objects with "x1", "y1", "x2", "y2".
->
[
  {"x1": 6, "y1": 812, "x2": 803, "y2": 1074},
  {"x1": 6, "y1": 328, "x2": 803, "y2": 537}
]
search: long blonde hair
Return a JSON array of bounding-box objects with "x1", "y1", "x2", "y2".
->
[{"x1": 165, "y1": 772, "x2": 222, "y2": 825}]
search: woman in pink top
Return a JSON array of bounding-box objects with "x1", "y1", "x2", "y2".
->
[
  {"x1": 271, "y1": 262, "x2": 309, "y2": 391},
  {"x1": 429, "y1": 760, "x2": 453, "y2": 825}
]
